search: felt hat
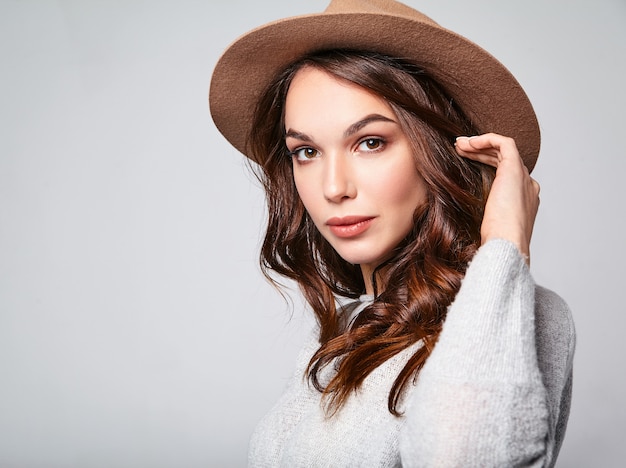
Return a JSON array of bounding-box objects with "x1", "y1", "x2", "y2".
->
[{"x1": 209, "y1": 0, "x2": 540, "y2": 171}]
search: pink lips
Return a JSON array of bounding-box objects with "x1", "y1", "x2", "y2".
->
[{"x1": 326, "y1": 216, "x2": 375, "y2": 238}]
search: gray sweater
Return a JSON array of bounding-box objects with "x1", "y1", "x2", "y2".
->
[{"x1": 248, "y1": 239, "x2": 576, "y2": 467}]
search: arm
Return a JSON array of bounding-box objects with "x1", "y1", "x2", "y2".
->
[
  {"x1": 399, "y1": 238, "x2": 574, "y2": 467},
  {"x1": 399, "y1": 135, "x2": 574, "y2": 466}
]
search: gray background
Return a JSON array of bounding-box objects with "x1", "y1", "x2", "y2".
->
[{"x1": 1, "y1": 0, "x2": 624, "y2": 466}]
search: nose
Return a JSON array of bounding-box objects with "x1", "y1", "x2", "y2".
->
[{"x1": 323, "y1": 152, "x2": 356, "y2": 203}]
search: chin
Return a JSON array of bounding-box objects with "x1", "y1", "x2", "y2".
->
[{"x1": 333, "y1": 248, "x2": 385, "y2": 269}]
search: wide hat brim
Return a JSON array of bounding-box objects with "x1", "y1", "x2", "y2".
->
[{"x1": 209, "y1": 0, "x2": 540, "y2": 172}]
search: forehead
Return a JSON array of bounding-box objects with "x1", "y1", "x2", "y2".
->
[{"x1": 284, "y1": 67, "x2": 394, "y2": 129}]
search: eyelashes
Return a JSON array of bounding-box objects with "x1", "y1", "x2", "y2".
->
[
  {"x1": 287, "y1": 137, "x2": 387, "y2": 162},
  {"x1": 287, "y1": 147, "x2": 321, "y2": 161},
  {"x1": 357, "y1": 138, "x2": 384, "y2": 152}
]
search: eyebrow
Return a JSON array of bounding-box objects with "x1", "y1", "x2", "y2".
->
[{"x1": 285, "y1": 113, "x2": 397, "y2": 142}]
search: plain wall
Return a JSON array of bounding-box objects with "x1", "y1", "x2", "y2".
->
[{"x1": 1, "y1": 0, "x2": 625, "y2": 466}]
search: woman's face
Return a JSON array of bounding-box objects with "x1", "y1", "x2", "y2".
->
[{"x1": 284, "y1": 67, "x2": 428, "y2": 284}]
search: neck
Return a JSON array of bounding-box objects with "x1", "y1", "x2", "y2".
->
[{"x1": 360, "y1": 264, "x2": 378, "y2": 296}]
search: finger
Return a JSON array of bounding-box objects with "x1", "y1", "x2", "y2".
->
[
  {"x1": 456, "y1": 133, "x2": 517, "y2": 153},
  {"x1": 456, "y1": 134, "x2": 524, "y2": 167},
  {"x1": 455, "y1": 148, "x2": 500, "y2": 168},
  {"x1": 455, "y1": 139, "x2": 501, "y2": 168},
  {"x1": 455, "y1": 145, "x2": 500, "y2": 160},
  {"x1": 455, "y1": 136, "x2": 500, "y2": 157}
]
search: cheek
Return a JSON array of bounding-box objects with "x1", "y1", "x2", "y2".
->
[
  {"x1": 293, "y1": 171, "x2": 319, "y2": 217},
  {"x1": 372, "y1": 164, "x2": 428, "y2": 208},
  {"x1": 292, "y1": 171, "x2": 306, "y2": 203}
]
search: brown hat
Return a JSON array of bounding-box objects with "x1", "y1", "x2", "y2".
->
[{"x1": 209, "y1": 0, "x2": 540, "y2": 171}]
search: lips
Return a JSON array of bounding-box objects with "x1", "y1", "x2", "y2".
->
[{"x1": 326, "y1": 216, "x2": 375, "y2": 238}]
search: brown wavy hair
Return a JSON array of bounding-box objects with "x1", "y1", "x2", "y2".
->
[{"x1": 247, "y1": 50, "x2": 495, "y2": 416}]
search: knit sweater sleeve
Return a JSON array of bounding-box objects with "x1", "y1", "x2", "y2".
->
[{"x1": 399, "y1": 239, "x2": 575, "y2": 467}]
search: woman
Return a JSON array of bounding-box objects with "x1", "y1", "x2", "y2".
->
[{"x1": 210, "y1": 1, "x2": 575, "y2": 466}]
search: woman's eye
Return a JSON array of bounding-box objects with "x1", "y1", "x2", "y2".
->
[
  {"x1": 291, "y1": 147, "x2": 320, "y2": 160},
  {"x1": 357, "y1": 138, "x2": 384, "y2": 152}
]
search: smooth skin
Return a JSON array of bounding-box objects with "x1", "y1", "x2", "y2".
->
[
  {"x1": 285, "y1": 67, "x2": 428, "y2": 294},
  {"x1": 285, "y1": 67, "x2": 540, "y2": 294}
]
